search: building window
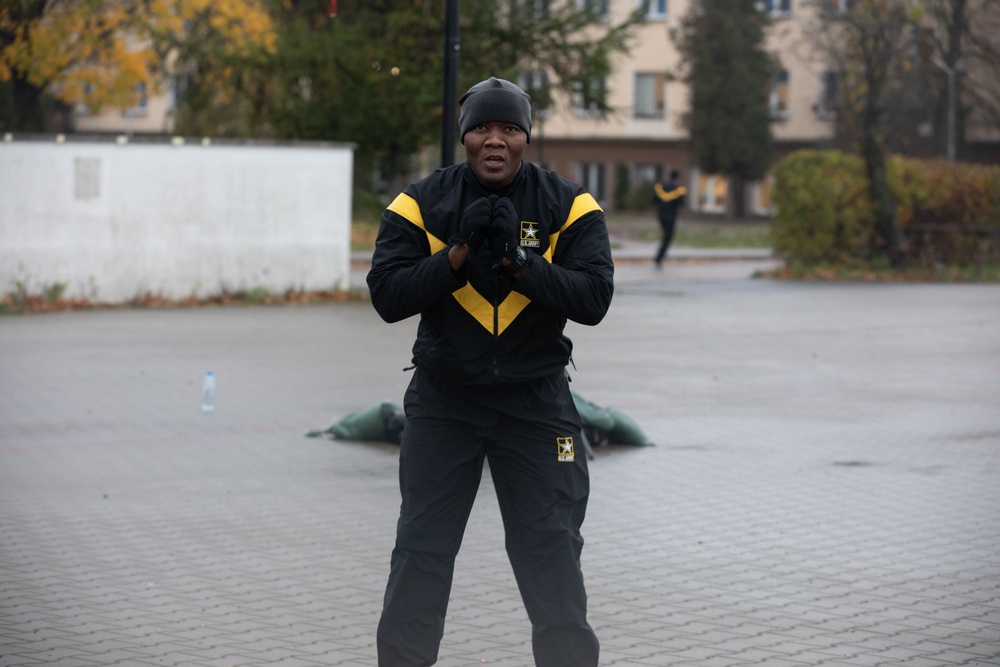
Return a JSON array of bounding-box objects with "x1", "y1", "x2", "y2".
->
[
  {"x1": 634, "y1": 72, "x2": 666, "y2": 118},
  {"x1": 641, "y1": 0, "x2": 667, "y2": 19},
  {"x1": 634, "y1": 163, "x2": 662, "y2": 187},
  {"x1": 693, "y1": 170, "x2": 728, "y2": 214},
  {"x1": 579, "y1": 0, "x2": 609, "y2": 19},
  {"x1": 75, "y1": 83, "x2": 95, "y2": 116},
  {"x1": 751, "y1": 176, "x2": 775, "y2": 216},
  {"x1": 572, "y1": 78, "x2": 606, "y2": 118},
  {"x1": 817, "y1": 70, "x2": 837, "y2": 118},
  {"x1": 760, "y1": 0, "x2": 791, "y2": 17},
  {"x1": 769, "y1": 69, "x2": 789, "y2": 118},
  {"x1": 577, "y1": 162, "x2": 606, "y2": 202},
  {"x1": 77, "y1": 81, "x2": 148, "y2": 117},
  {"x1": 528, "y1": 0, "x2": 551, "y2": 19},
  {"x1": 830, "y1": 0, "x2": 855, "y2": 12},
  {"x1": 124, "y1": 82, "x2": 149, "y2": 117},
  {"x1": 518, "y1": 69, "x2": 551, "y2": 118}
]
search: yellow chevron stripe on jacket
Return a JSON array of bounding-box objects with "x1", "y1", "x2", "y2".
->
[
  {"x1": 543, "y1": 192, "x2": 602, "y2": 263},
  {"x1": 451, "y1": 284, "x2": 531, "y2": 335},
  {"x1": 387, "y1": 193, "x2": 447, "y2": 254},
  {"x1": 654, "y1": 183, "x2": 687, "y2": 202},
  {"x1": 387, "y1": 191, "x2": 600, "y2": 335}
]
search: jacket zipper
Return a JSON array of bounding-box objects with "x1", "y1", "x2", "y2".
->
[{"x1": 491, "y1": 273, "x2": 501, "y2": 386}]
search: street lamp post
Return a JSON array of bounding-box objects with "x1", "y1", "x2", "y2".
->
[
  {"x1": 441, "y1": 0, "x2": 460, "y2": 167},
  {"x1": 931, "y1": 56, "x2": 961, "y2": 164}
]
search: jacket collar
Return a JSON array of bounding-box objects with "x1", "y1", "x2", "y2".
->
[{"x1": 461, "y1": 161, "x2": 527, "y2": 198}]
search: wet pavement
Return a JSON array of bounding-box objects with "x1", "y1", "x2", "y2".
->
[{"x1": 2, "y1": 241, "x2": 999, "y2": 666}]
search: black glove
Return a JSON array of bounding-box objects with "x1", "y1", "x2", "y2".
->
[
  {"x1": 449, "y1": 197, "x2": 491, "y2": 252},
  {"x1": 488, "y1": 196, "x2": 520, "y2": 264}
]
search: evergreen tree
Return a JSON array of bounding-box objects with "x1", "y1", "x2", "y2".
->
[{"x1": 675, "y1": 0, "x2": 775, "y2": 217}]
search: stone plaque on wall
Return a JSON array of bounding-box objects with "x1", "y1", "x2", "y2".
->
[{"x1": 74, "y1": 157, "x2": 101, "y2": 200}]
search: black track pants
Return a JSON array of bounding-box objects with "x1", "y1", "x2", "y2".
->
[
  {"x1": 376, "y1": 369, "x2": 599, "y2": 667},
  {"x1": 655, "y1": 212, "x2": 678, "y2": 265}
]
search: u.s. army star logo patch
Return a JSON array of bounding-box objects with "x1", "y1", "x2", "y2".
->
[
  {"x1": 557, "y1": 437, "x2": 575, "y2": 462},
  {"x1": 520, "y1": 221, "x2": 540, "y2": 248}
]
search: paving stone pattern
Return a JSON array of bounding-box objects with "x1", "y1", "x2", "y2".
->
[{"x1": 1, "y1": 259, "x2": 999, "y2": 666}]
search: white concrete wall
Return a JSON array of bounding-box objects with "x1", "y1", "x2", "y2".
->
[{"x1": 0, "y1": 137, "x2": 354, "y2": 303}]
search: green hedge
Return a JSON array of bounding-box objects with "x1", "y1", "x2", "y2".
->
[
  {"x1": 893, "y1": 159, "x2": 1000, "y2": 265},
  {"x1": 771, "y1": 150, "x2": 1000, "y2": 267}
]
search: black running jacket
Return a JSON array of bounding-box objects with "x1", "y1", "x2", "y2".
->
[{"x1": 367, "y1": 161, "x2": 614, "y2": 387}]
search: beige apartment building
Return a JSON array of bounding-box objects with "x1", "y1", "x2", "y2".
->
[
  {"x1": 522, "y1": 0, "x2": 842, "y2": 216},
  {"x1": 74, "y1": 0, "x2": 814, "y2": 217},
  {"x1": 72, "y1": 88, "x2": 174, "y2": 136},
  {"x1": 72, "y1": 0, "x2": 997, "y2": 217},
  {"x1": 524, "y1": 0, "x2": 999, "y2": 216}
]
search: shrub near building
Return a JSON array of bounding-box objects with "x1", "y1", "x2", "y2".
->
[
  {"x1": 770, "y1": 150, "x2": 876, "y2": 266},
  {"x1": 771, "y1": 150, "x2": 1000, "y2": 276},
  {"x1": 893, "y1": 160, "x2": 1000, "y2": 267}
]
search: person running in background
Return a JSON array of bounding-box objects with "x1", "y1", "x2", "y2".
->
[{"x1": 652, "y1": 169, "x2": 687, "y2": 269}]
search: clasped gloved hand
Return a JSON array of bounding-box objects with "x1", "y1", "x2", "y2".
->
[
  {"x1": 488, "y1": 196, "x2": 520, "y2": 267},
  {"x1": 449, "y1": 197, "x2": 492, "y2": 252}
]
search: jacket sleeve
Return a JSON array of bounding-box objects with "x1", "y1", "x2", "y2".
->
[
  {"x1": 366, "y1": 207, "x2": 466, "y2": 323},
  {"x1": 514, "y1": 209, "x2": 614, "y2": 326}
]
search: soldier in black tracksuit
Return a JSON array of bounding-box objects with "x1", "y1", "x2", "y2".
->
[
  {"x1": 367, "y1": 78, "x2": 614, "y2": 667},
  {"x1": 652, "y1": 169, "x2": 687, "y2": 268}
]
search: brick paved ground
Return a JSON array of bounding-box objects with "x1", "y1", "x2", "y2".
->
[{"x1": 1, "y1": 252, "x2": 999, "y2": 667}]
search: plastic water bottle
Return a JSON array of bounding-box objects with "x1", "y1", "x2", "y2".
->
[{"x1": 201, "y1": 371, "x2": 216, "y2": 412}]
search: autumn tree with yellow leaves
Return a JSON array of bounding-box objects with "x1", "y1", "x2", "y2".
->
[{"x1": 0, "y1": 0, "x2": 274, "y2": 132}]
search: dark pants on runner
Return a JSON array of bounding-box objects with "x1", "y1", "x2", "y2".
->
[
  {"x1": 376, "y1": 369, "x2": 599, "y2": 667},
  {"x1": 654, "y1": 212, "x2": 678, "y2": 266}
]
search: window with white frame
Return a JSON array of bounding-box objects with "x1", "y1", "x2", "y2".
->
[
  {"x1": 634, "y1": 163, "x2": 662, "y2": 187},
  {"x1": 579, "y1": 0, "x2": 609, "y2": 19},
  {"x1": 692, "y1": 169, "x2": 728, "y2": 214},
  {"x1": 518, "y1": 69, "x2": 551, "y2": 118},
  {"x1": 124, "y1": 82, "x2": 149, "y2": 117},
  {"x1": 577, "y1": 162, "x2": 606, "y2": 202},
  {"x1": 760, "y1": 0, "x2": 791, "y2": 17},
  {"x1": 634, "y1": 72, "x2": 666, "y2": 118},
  {"x1": 641, "y1": 0, "x2": 667, "y2": 19},
  {"x1": 816, "y1": 70, "x2": 837, "y2": 118},
  {"x1": 750, "y1": 176, "x2": 775, "y2": 216},
  {"x1": 77, "y1": 81, "x2": 149, "y2": 117},
  {"x1": 769, "y1": 69, "x2": 789, "y2": 117},
  {"x1": 75, "y1": 82, "x2": 95, "y2": 115},
  {"x1": 572, "y1": 78, "x2": 606, "y2": 118},
  {"x1": 528, "y1": 0, "x2": 551, "y2": 19}
]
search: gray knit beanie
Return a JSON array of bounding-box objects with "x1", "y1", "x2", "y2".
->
[{"x1": 458, "y1": 77, "x2": 532, "y2": 144}]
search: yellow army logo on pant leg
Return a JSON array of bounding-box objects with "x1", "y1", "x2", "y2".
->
[{"x1": 557, "y1": 437, "x2": 575, "y2": 462}]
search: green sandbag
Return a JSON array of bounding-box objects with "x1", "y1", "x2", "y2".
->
[
  {"x1": 321, "y1": 401, "x2": 402, "y2": 442},
  {"x1": 571, "y1": 391, "x2": 616, "y2": 433},
  {"x1": 309, "y1": 394, "x2": 652, "y2": 447},
  {"x1": 605, "y1": 407, "x2": 654, "y2": 446}
]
